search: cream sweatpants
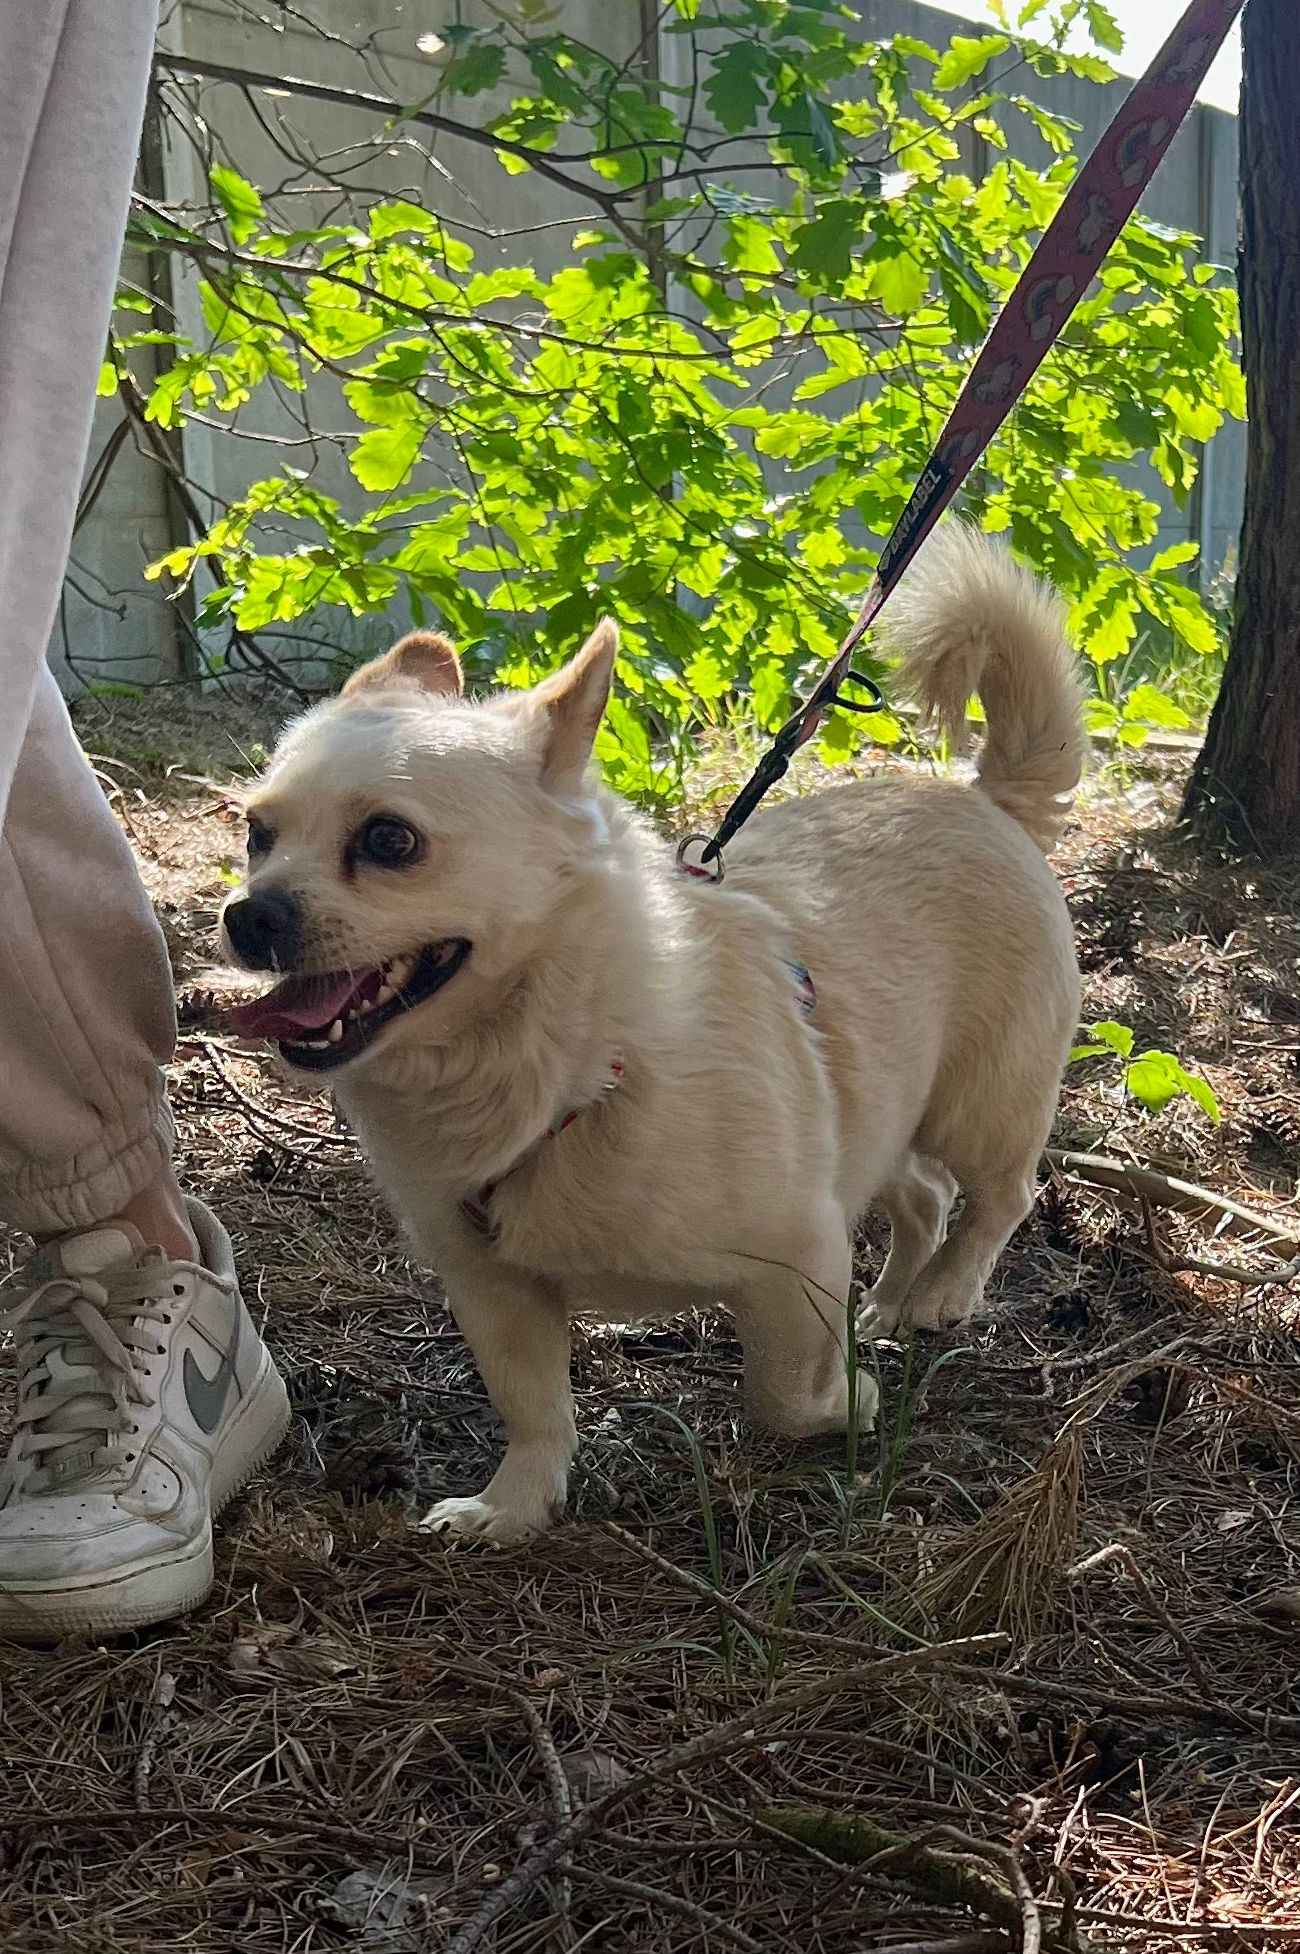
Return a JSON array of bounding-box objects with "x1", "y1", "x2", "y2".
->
[{"x1": 0, "y1": 0, "x2": 176, "y2": 1235}]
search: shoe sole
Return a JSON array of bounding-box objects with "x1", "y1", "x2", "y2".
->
[{"x1": 0, "y1": 1357, "x2": 292, "y2": 1642}]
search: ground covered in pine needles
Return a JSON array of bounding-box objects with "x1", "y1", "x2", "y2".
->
[{"x1": 1, "y1": 694, "x2": 1297, "y2": 1953}]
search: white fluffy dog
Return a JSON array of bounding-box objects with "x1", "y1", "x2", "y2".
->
[{"x1": 222, "y1": 524, "x2": 1083, "y2": 1543}]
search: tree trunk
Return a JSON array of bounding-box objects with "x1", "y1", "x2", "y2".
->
[{"x1": 1182, "y1": 0, "x2": 1300, "y2": 852}]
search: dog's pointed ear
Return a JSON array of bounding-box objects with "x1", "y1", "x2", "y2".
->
[
  {"x1": 532, "y1": 619, "x2": 618, "y2": 788},
  {"x1": 342, "y1": 631, "x2": 463, "y2": 700}
]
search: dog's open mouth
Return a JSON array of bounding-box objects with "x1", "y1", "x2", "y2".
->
[{"x1": 225, "y1": 939, "x2": 471, "y2": 1071}]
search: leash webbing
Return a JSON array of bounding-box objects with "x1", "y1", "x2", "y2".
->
[{"x1": 690, "y1": 0, "x2": 1245, "y2": 873}]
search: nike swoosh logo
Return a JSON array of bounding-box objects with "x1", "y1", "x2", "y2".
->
[{"x1": 183, "y1": 1308, "x2": 241, "y2": 1435}]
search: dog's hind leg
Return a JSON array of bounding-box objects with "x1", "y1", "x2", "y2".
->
[
  {"x1": 900, "y1": 1163, "x2": 1038, "y2": 1330},
  {"x1": 731, "y1": 1203, "x2": 878, "y2": 1438},
  {"x1": 867, "y1": 1151, "x2": 958, "y2": 1335},
  {"x1": 421, "y1": 1264, "x2": 576, "y2": 1545},
  {"x1": 904, "y1": 1058, "x2": 1059, "y2": 1329}
]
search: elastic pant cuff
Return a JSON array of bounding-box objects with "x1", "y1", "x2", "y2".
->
[{"x1": 0, "y1": 1095, "x2": 176, "y2": 1236}]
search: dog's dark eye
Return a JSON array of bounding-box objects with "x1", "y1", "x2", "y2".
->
[
  {"x1": 247, "y1": 819, "x2": 274, "y2": 859},
  {"x1": 358, "y1": 816, "x2": 422, "y2": 867}
]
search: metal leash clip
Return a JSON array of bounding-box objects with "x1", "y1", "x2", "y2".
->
[{"x1": 675, "y1": 831, "x2": 727, "y2": 881}]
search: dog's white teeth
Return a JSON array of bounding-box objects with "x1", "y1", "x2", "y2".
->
[
  {"x1": 327, "y1": 1019, "x2": 345, "y2": 1044},
  {"x1": 303, "y1": 1037, "x2": 331, "y2": 1050},
  {"x1": 388, "y1": 956, "x2": 414, "y2": 989},
  {"x1": 376, "y1": 983, "x2": 395, "y2": 1006}
]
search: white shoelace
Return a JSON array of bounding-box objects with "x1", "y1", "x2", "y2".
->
[{"x1": 1, "y1": 1267, "x2": 175, "y2": 1491}]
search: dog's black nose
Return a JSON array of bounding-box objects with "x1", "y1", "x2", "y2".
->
[{"x1": 224, "y1": 890, "x2": 302, "y2": 971}]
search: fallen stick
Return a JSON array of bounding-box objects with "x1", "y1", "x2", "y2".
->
[
  {"x1": 565, "y1": 1867, "x2": 761, "y2": 1952},
  {"x1": 871, "y1": 1939, "x2": 1010, "y2": 1954},
  {"x1": 1044, "y1": 1150, "x2": 1300, "y2": 1254},
  {"x1": 443, "y1": 1629, "x2": 1008, "y2": 1954},
  {"x1": 515, "y1": 1693, "x2": 572, "y2": 1923},
  {"x1": 760, "y1": 1808, "x2": 1049, "y2": 1950},
  {"x1": 1139, "y1": 1195, "x2": 1300, "y2": 1289},
  {"x1": 943, "y1": 1662, "x2": 1300, "y2": 1740},
  {"x1": 872, "y1": 1938, "x2": 1011, "y2": 1954},
  {"x1": 132, "y1": 1670, "x2": 177, "y2": 1812}
]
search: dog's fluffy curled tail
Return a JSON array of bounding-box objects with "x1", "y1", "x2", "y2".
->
[{"x1": 881, "y1": 522, "x2": 1085, "y2": 853}]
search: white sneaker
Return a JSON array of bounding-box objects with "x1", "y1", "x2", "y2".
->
[{"x1": 0, "y1": 1198, "x2": 289, "y2": 1640}]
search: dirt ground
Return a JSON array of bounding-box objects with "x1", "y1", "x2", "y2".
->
[{"x1": 1, "y1": 691, "x2": 1297, "y2": 1953}]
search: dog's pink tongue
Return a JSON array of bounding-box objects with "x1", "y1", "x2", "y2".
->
[{"x1": 226, "y1": 971, "x2": 361, "y2": 1040}]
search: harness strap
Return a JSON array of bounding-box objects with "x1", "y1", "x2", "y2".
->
[{"x1": 461, "y1": 1056, "x2": 625, "y2": 1240}]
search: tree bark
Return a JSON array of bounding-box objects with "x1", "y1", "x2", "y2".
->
[{"x1": 1182, "y1": 0, "x2": 1300, "y2": 852}]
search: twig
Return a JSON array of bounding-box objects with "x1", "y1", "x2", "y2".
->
[
  {"x1": 515, "y1": 1693, "x2": 572, "y2": 1926},
  {"x1": 943, "y1": 1662, "x2": 1300, "y2": 1739},
  {"x1": 1140, "y1": 1196, "x2": 1300, "y2": 1288},
  {"x1": 517, "y1": 1696, "x2": 572, "y2": 1833},
  {"x1": 1167, "y1": 1246, "x2": 1300, "y2": 1287},
  {"x1": 1073, "y1": 1905, "x2": 1300, "y2": 1939},
  {"x1": 133, "y1": 1670, "x2": 178, "y2": 1811},
  {"x1": 924, "y1": 1824, "x2": 1045, "y2": 1954},
  {"x1": 152, "y1": 51, "x2": 643, "y2": 236},
  {"x1": 1067, "y1": 1543, "x2": 1212, "y2": 1693},
  {"x1": 565, "y1": 1866, "x2": 762, "y2": 1952},
  {"x1": 1058, "y1": 1334, "x2": 1201, "y2": 1428},
  {"x1": 443, "y1": 1630, "x2": 1009, "y2": 1954},
  {"x1": 196, "y1": 1037, "x2": 355, "y2": 1153},
  {"x1": 1252, "y1": 1779, "x2": 1300, "y2": 1882},
  {"x1": 93, "y1": 767, "x2": 144, "y2": 841},
  {"x1": 1006, "y1": 1798, "x2": 1044, "y2": 1954},
  {"x1": 1052, "y1": 1858, "x2": 1083, "y2": 1954},
  {"x1": 1037, "y1": 1315, "x2": 1183, "y2": 1385},
  {"x1": 875, "y1": 1938, "x2": 1010, "y2": 1954},
  {"x1": 1046, "y1": 1150, "x2": 1300, "y2": 1254}
]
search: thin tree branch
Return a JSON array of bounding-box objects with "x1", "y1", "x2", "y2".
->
[{"x1": 152, "y1": 51, "x2": 646, "y2": 245}]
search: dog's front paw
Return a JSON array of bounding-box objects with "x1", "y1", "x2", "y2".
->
[
  {"x1": 422, "y1": 1444, "x2": 572, "y2": 1545},
  {"x1": 900, "y1": 1277, "x2": 981, "y2": 1331},
  {"x1": 862, "y1": 1292, "x2": 904, "y2": 1337},
  {"x1": 863, "y1": 1281, "x2": 980, "y2": 1335},
  {"x1": 420, "y1": 1494, "x2": 548, "y2": 1546}
]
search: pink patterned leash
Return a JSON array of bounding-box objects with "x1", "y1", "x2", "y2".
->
[{"x1": 686, "y1": 0, "x2": 1245, "y2": 876}]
